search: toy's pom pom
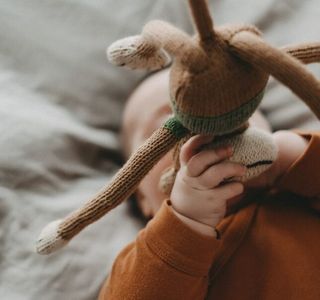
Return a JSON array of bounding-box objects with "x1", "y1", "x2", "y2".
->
[
  {"x1": 36, "y1": 219, "x2": 68, "y2": 255},
  {"x1": 107, "y1": 35, "x2": 170, "y2": 70},
  {"x1": 159, "y1": 166, "x2": 177, "y2": 196}
]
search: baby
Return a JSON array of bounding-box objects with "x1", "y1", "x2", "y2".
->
[{"x1": 99, "y1": 69, "x2": 320, "y2": 299}]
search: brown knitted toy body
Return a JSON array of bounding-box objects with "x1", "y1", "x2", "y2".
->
[{"x1": 36, "y1": 0, "x2": 320, "y2": 255}]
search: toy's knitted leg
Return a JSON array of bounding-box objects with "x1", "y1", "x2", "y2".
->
[
  {"x1": 36, "y1": 118, "x2": 189, "y2": 255},
  {"x1": 229, "y1": 31, "x2": 320, "y2": 119},
  {"x1": 282, "y1": 42, "x2": 320, "y2": 64}
]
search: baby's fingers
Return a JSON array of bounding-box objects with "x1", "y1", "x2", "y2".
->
[
  {"x1": 198, "y1": 161, "x2": 246, "y2": 189},
  {"x1": 187, "y1": 146, "x2": 233, "y2": 177},
  {"x1": 180, "y1": 135, "x2": 213, "y2": 166},
  {"x1": 214, "y1": 182, "x2": 244, "y2": 200}
]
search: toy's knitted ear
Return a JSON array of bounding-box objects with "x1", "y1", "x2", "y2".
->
[
  {"x1": 107, "y1": 20, "x2": 206, "y2": 71},
  {"x1": 229, "y1": 31, "x2": 320, "y2": 119}
]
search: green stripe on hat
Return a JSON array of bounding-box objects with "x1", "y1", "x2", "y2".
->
[{"x1": 171, "y1": 89, "x2": 265, "y2": 135}]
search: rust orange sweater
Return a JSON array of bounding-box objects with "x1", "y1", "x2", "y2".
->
[{"x1": 99, "y1": 131, "x2": 320, "y2": 300}]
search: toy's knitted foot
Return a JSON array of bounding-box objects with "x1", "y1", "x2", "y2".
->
[
  {"x1": 159, "y1": 166, "x2": 177, "y2": 196},
  {"x1": 207, "y1": 127, "x2": 278, "y2": 181},
  {"x1": 36, "y1": 219, "x2": 68, "y2": 255},
  {"x1": 107, "y1": 35, "x2": 170, "y2": 70}
]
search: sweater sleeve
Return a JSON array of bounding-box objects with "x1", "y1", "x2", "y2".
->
[
  {"x1": 275, "y1": 130, "x2": 320, "y2": 199},
  {"x1": 99, "y1": 200, "x2": 220, "y2": 300}
]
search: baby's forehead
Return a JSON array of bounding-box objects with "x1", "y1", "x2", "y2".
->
[
  {"x1": 129, "y1": 69, "x2": 170, "y2": 104},
  {"x1": 124, "y1": 69, "x2": 171, "y2": 124}
]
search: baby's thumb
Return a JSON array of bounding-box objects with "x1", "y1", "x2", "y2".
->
[{"x1": 180, "y1": 135, "x2": 214, "y2": 165}]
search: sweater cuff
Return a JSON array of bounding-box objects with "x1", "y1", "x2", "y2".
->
[
  {"x1": 275, "y1": 131, "x2": 320, "y2": 198},
  {"x1": 145, "y1": 200, "x2": 219, "y2": 277}
]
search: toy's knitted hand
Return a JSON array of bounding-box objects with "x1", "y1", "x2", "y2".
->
[
  {"x1": 107, "y1": 35, "x2": 170, "y2": 70},
  {"x1": 170, "y1": 135, "x2": 246, "y2": 233}
]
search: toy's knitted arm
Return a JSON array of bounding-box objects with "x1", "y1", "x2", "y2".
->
[
  {"x1": 36, "y1": 118, "x2": 189, "y2": 255},
  {"x1": 282, "y1": 42, "x2": 320, "y2": 64},
  {"x1": 107, "y1": 19, "x2": 207, "y2": 71},
  {"x1": 107, "y1": 20, "x2": 193, "y2": 70},
  {"x1": 229, "y1": 31, "x2": 320, "y2": 119}
]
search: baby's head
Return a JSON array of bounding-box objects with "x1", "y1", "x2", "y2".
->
[{"x1": 121, "y1": 69, "x2": 272, "y2": 218}]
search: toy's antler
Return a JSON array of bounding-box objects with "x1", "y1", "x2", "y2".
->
[
  {"x1": 188, "y1": 0, "x2": 215, "y2": 41},
  {"x1": 36, "y1": 118, "x2": 188, "y2": 254},
  {"x1": 229, "y1": 31, "x2": 320, "y2": 119}
]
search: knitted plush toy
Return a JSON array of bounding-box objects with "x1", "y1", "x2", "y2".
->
[{"x1": 36, "y1": 0, "x2": 320, "y2": 254}]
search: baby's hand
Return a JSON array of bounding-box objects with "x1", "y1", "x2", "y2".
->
[{"x1": 170, "y1": 135, "x2": 247, "y2": 237}]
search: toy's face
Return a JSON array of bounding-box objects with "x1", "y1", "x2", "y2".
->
[{"x1": 169, "y1": 27, "x2": 269, "y2": 135}]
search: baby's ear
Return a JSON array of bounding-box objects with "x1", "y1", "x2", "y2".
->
[{"x1": 107, "y1": 35, "x2": 170, "y2": 70}]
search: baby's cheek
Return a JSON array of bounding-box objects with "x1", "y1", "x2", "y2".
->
[{"x1": 138, "y1": 152, "x2": 173, "y2": 216}]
